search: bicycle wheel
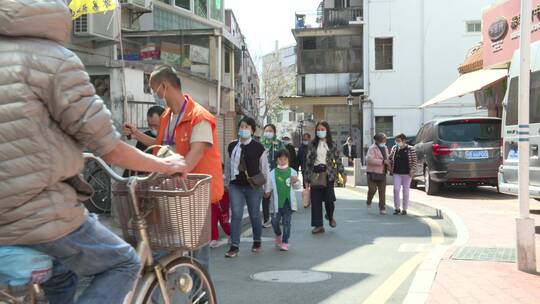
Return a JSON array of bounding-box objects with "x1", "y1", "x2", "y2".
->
[
  {"x1": 141, "y1": 256, "x2": 216, "y2": 304},
  {"x1": 83, "y1": 161, "x2": 112, "y2": 213}
]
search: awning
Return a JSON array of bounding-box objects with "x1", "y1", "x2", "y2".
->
[{"x1": 419, "y1": 69, "x2": 507, "y2": 108}]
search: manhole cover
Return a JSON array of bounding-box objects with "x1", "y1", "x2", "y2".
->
[
  {"x1": 251, "y1": 270, "x2": 332, "y2": 283},
  {"x1": 452, "y1": 247, "x2": 516, "y2": 263}
]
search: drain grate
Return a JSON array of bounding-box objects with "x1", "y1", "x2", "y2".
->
[{"x1": 452, "y1": 247, "x2": 516, "y2": 263}]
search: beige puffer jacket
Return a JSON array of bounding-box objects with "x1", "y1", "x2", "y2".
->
[{"x1": 0, "y1": 0, "x2": 121, "y2": 244}]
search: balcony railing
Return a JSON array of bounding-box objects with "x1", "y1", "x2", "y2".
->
[
  {"x1": 295, "y1": 7, "x2": 363, "y2": 29},
  {"x1": 323, "y1": 8, "x2": 363, "y2": 27}
]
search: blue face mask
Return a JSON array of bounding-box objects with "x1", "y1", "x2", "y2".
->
[
  {"x1": 378, "y1": 143, "x2": 386, "y2": 148},
  {"x1": 316, "y1": 131, "x2": 327, "y2": 139},
  {"x1": 264, "y1": 132, "x2": 274, "y2": 139},
  {"x1": 153, "y1": 93, "x2": 166, "y2": 108},
  {"x1": 239, "y1": 129, "x2": 252, "y2": 139}
]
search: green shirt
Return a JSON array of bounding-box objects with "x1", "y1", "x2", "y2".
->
[{"x1": 275, "y1": 167, "x2": 292, "y2": 208}]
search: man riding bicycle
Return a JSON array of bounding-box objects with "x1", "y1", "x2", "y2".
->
[{"x1": 0, "y1": 1, "x2": 187, "y2": 303}]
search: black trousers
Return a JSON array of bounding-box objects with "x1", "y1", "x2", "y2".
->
[
  {"x1": 310, "y1": 184, "x2": 336, "y2": 227},
  {"x1": 262, "y1": 196, "x2": 270, "y2": 222}
]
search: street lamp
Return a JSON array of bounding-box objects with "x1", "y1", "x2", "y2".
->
[{"x1": 346, "y1": 94, "x2": 353, "y2": 138}]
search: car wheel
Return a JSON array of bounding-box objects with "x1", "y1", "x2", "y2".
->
[
  {"x1": 410, "y1": 179, "x2": 418, "y2": 189},
  {"x1": 424, "y1": 167, "x2": 440, "y2": 195}
]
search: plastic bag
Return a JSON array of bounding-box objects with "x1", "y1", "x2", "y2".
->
[{"x1": 0, "y1": 246, "x2": 53, "y2": 286}]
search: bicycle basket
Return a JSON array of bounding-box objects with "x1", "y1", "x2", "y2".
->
[{"x1": 112, "y1": 174, "x2": 212, "y2": 251}]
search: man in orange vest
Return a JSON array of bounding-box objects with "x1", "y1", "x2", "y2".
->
[{"x1": 123, "y1": 66, "x2": 224, "y2": 278}]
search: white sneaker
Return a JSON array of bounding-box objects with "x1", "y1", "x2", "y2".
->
[
  {"x1": 263, "y1": 220, "x2": 272, "y2": 228},
  {"x1": 209, "y1": 240, "x2": 220, "y2": 248}
]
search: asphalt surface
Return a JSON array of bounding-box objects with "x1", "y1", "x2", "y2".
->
[{"x1": 209, "y1": 188, "x2": 451, "y2": 304}]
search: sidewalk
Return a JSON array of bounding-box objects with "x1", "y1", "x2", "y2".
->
[{"x1": 353, "y1": 183, "x2": 540, "y2": 303}]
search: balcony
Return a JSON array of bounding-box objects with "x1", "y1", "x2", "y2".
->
[
  {"x1": 323, "y1": 8, "x2": 362, "y2": 27},
  {"x1": 295, "y1": 7, "x2": 363, "y2": 29}
]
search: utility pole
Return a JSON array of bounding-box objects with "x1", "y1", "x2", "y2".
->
[{"x1": 516, "y1": 0, "x2": 536, "y2": 273}]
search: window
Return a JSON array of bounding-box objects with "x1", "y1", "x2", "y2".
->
[
  {"x1": 210, "y1": 0, "x2": 223, "y2": 21},
  {"x1": 225, "y1": 50, "x2": 231, "y2": 73},
  {"x1": 506, "y1": 73, "x2": 540, "y2": 125},
  {"x1": 375, "y1": 38, "x2": 393, "y2": 70},
  {"x1": 195, "y1": 0, "x2": 207, "y2": 18},
  {"x1": 300, "y1": 76, "x2": 306, "y2": 94},
  {"x1": 466, "y1": 21, "x2": 482, "y2": 33},
  {"x1": 335, "y1": 0, "x2": 350, "y2": 8},
  {"x1": 438, "y1": 120, "x2": 501, "y2": 142},
  {"x1": 175, "y1": 0, "x2": 190, "y2": 10},
  {"x1": 302, "y1": 37, "x2": 316, "y2": 50},
  {"x1": 375, "y1": 116, "x2": 393, "y2": 136}
]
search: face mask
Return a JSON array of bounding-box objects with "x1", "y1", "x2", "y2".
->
[
  {"x1": 378, "y1": 143, "x2": 386, "y2": 148},
  {"x1": 316, "y1": 131, "x2": 327, "y2": 139},
  {"x1": 277, "y1": 164, "x2": 289, "y2": 170},
  {"x1": 283, "y1": 140, "x2": 291, "y2": 145},
  {"x1": 150, "y1": 129, "x2": 158, "y2": 137},
  {"x1": 239, "y1": 129, "x2": 251, "y2": 139},
  {"x1": 152, "y1": 85, "x2": 166, "y2": 107},
  {"x1": 264, "y1": 132, "x2": 274, "y2": 139},
  {"x1": 303, "y1": 141, "x2": 309, "y2": 145}
]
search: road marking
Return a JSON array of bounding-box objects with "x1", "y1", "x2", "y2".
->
[{"x1": 361, "y1": 204, "x2": 445, "y2": 304}]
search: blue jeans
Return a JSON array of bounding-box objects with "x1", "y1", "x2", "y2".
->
[
  {"x1": 229, "y1": 184, "x2": 263, "y2": 248},
  {"x1": 28, "y1": 214, "x2": 141, "y2": 304},
  {"x1": 272, "y1": 201, "x2": 292, "y2": 244}
]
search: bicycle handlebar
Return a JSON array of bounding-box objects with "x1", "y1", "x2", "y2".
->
[{"x1": 82, "y1": 153, "x2": 160, "y2": 183}]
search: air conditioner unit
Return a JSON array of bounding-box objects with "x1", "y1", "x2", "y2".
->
[
  {"x1": 73, "y1": 11, "x2": 119, "y2": 41},
  {"x1": 120, "y1": 0, "x2": 150, "y2": 12}
]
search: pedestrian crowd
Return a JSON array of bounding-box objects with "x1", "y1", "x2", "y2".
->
[{"x1": 0, "y1": 1, "x2": 418, "y2": 302}]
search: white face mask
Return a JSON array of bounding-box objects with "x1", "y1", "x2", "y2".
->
[
  {"x1": 283, "y1": 140, "x2": 291, "y2": 145},
  {"x1": 277, "y1": 164, "x2": 289, "y2": 170},
  {"x1": 150, "y1": 129, "x2": 158, "y2": 137}
]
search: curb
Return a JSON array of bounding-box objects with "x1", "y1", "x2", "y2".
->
[{"x1": 344, "y1": 185, "x2": 470, "y2": 304}]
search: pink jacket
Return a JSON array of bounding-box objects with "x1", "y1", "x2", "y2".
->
[{"x1": 366, "y1": 144, "x2": 389, "y2": 174}]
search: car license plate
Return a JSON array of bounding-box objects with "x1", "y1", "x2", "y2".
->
[{"x1": 465, "y1": 150, "x2": 489, "y2": 160}]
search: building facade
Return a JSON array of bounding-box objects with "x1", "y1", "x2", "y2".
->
[
  {"x1": 282, "y1": 0, "x2": 364, "y2": 152},
  {"x1": 365, "y1": 0, "x2": 494, "y2": 150},
  {"x1": 67, "y1": 0, "x2": 258, "y2": 159}
]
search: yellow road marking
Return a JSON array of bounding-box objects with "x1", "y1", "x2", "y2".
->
[{"x1": 338, "y1": 188, "x2": 445, "y2": 303}]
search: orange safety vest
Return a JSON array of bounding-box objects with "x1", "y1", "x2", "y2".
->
[{"x1": 154, "y1": 94, "x2": 224, "y2": 204}]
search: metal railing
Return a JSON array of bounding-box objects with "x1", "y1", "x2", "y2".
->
[
  {"x1": 323, "y1": 7, "x2": 363, "y2": 27},
  {"x1": 126, "y1": 100, "x2": 155, "y2": 129}
]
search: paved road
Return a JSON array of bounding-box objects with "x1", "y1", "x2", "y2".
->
[{"x1": 209, "y1": 188, "x2": 452, "y2": 304}]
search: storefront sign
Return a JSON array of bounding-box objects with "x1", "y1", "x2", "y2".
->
[{"x1": 483, "y1": 0, "x2": 540, "y2": 68}]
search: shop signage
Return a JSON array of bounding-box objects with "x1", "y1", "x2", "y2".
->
[{"x1": 483, "y1": 0, "x2": 540, "y2": 68}]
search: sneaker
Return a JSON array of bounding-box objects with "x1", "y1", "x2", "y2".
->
[
  {"x1": 209, "y1": 240, "x2": 220, "y2": 248},
  {"x1": 366, "y1": 203, "x2": 372, "y2": 209},
  {"x1": 275, "y1": 235, "x2": 283, "y2": 248},
  {"x1": 329, "y1": 218, "x2": 337, "y2": 228},
  {"x1": 324, "y1": 214, "x2": 329, "y2": 220},
  {"x1": 393, "y1": 209, "x2": 401, "y2": 215},
  {"x1": 311, "y1": 226, "x2": 325, "y2": 234},
  {"x1": 401, "y1": 210, "x2": 407, "y2": 215},
  {"x1": 380, "y1": 210, "x2": 386, "y2": 215},
  {"x1": 263, "y1": 220, "x2": 272, "y2": 228},
  {"x1": 224, "y1": 246, "x2": 239, "y2": 258},
  {"x1": 280, "y1": 243, "x2": 289, "y2": 251},
  {"x1": 252, "y1": 241, "x2": 262, "y2": 253}
]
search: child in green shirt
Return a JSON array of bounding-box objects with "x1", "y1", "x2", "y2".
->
[{"x1": 265, "y1": 150, "x2": 301, "y2": 251}]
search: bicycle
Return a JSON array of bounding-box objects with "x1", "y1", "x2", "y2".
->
[
  {"x1": 82, "y1": 158, "x2": 112, "y2": 213},
  {"x1": 0, "y1": 153, "x2": 217, "y2": 304}
]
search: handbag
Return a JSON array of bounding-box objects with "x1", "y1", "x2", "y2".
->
[
  {"x1": 310, "y1": 164, "x2": 328, "y2": 189},
  {"x1": 239, "y1": 154, "x2": 266, "y2": 188}
]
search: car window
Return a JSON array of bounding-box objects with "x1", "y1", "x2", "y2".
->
[
  {"x1": 415, "y1": 126, "x2": 425, "y2": 143},
  {"x1": 438, "y1": 120, "x2": 501, "y2": 142},
  {"x1": 424, "y1": 123, "x2": 434, "y2": 142}
]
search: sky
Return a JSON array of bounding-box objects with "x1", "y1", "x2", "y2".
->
[{"x1": 225, "y1": 0, "x2": 321, "y2": 58}]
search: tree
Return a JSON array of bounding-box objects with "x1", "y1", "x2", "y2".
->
[{"x1": 257, "y1": 51, "x2": 296, "y2": 126}]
